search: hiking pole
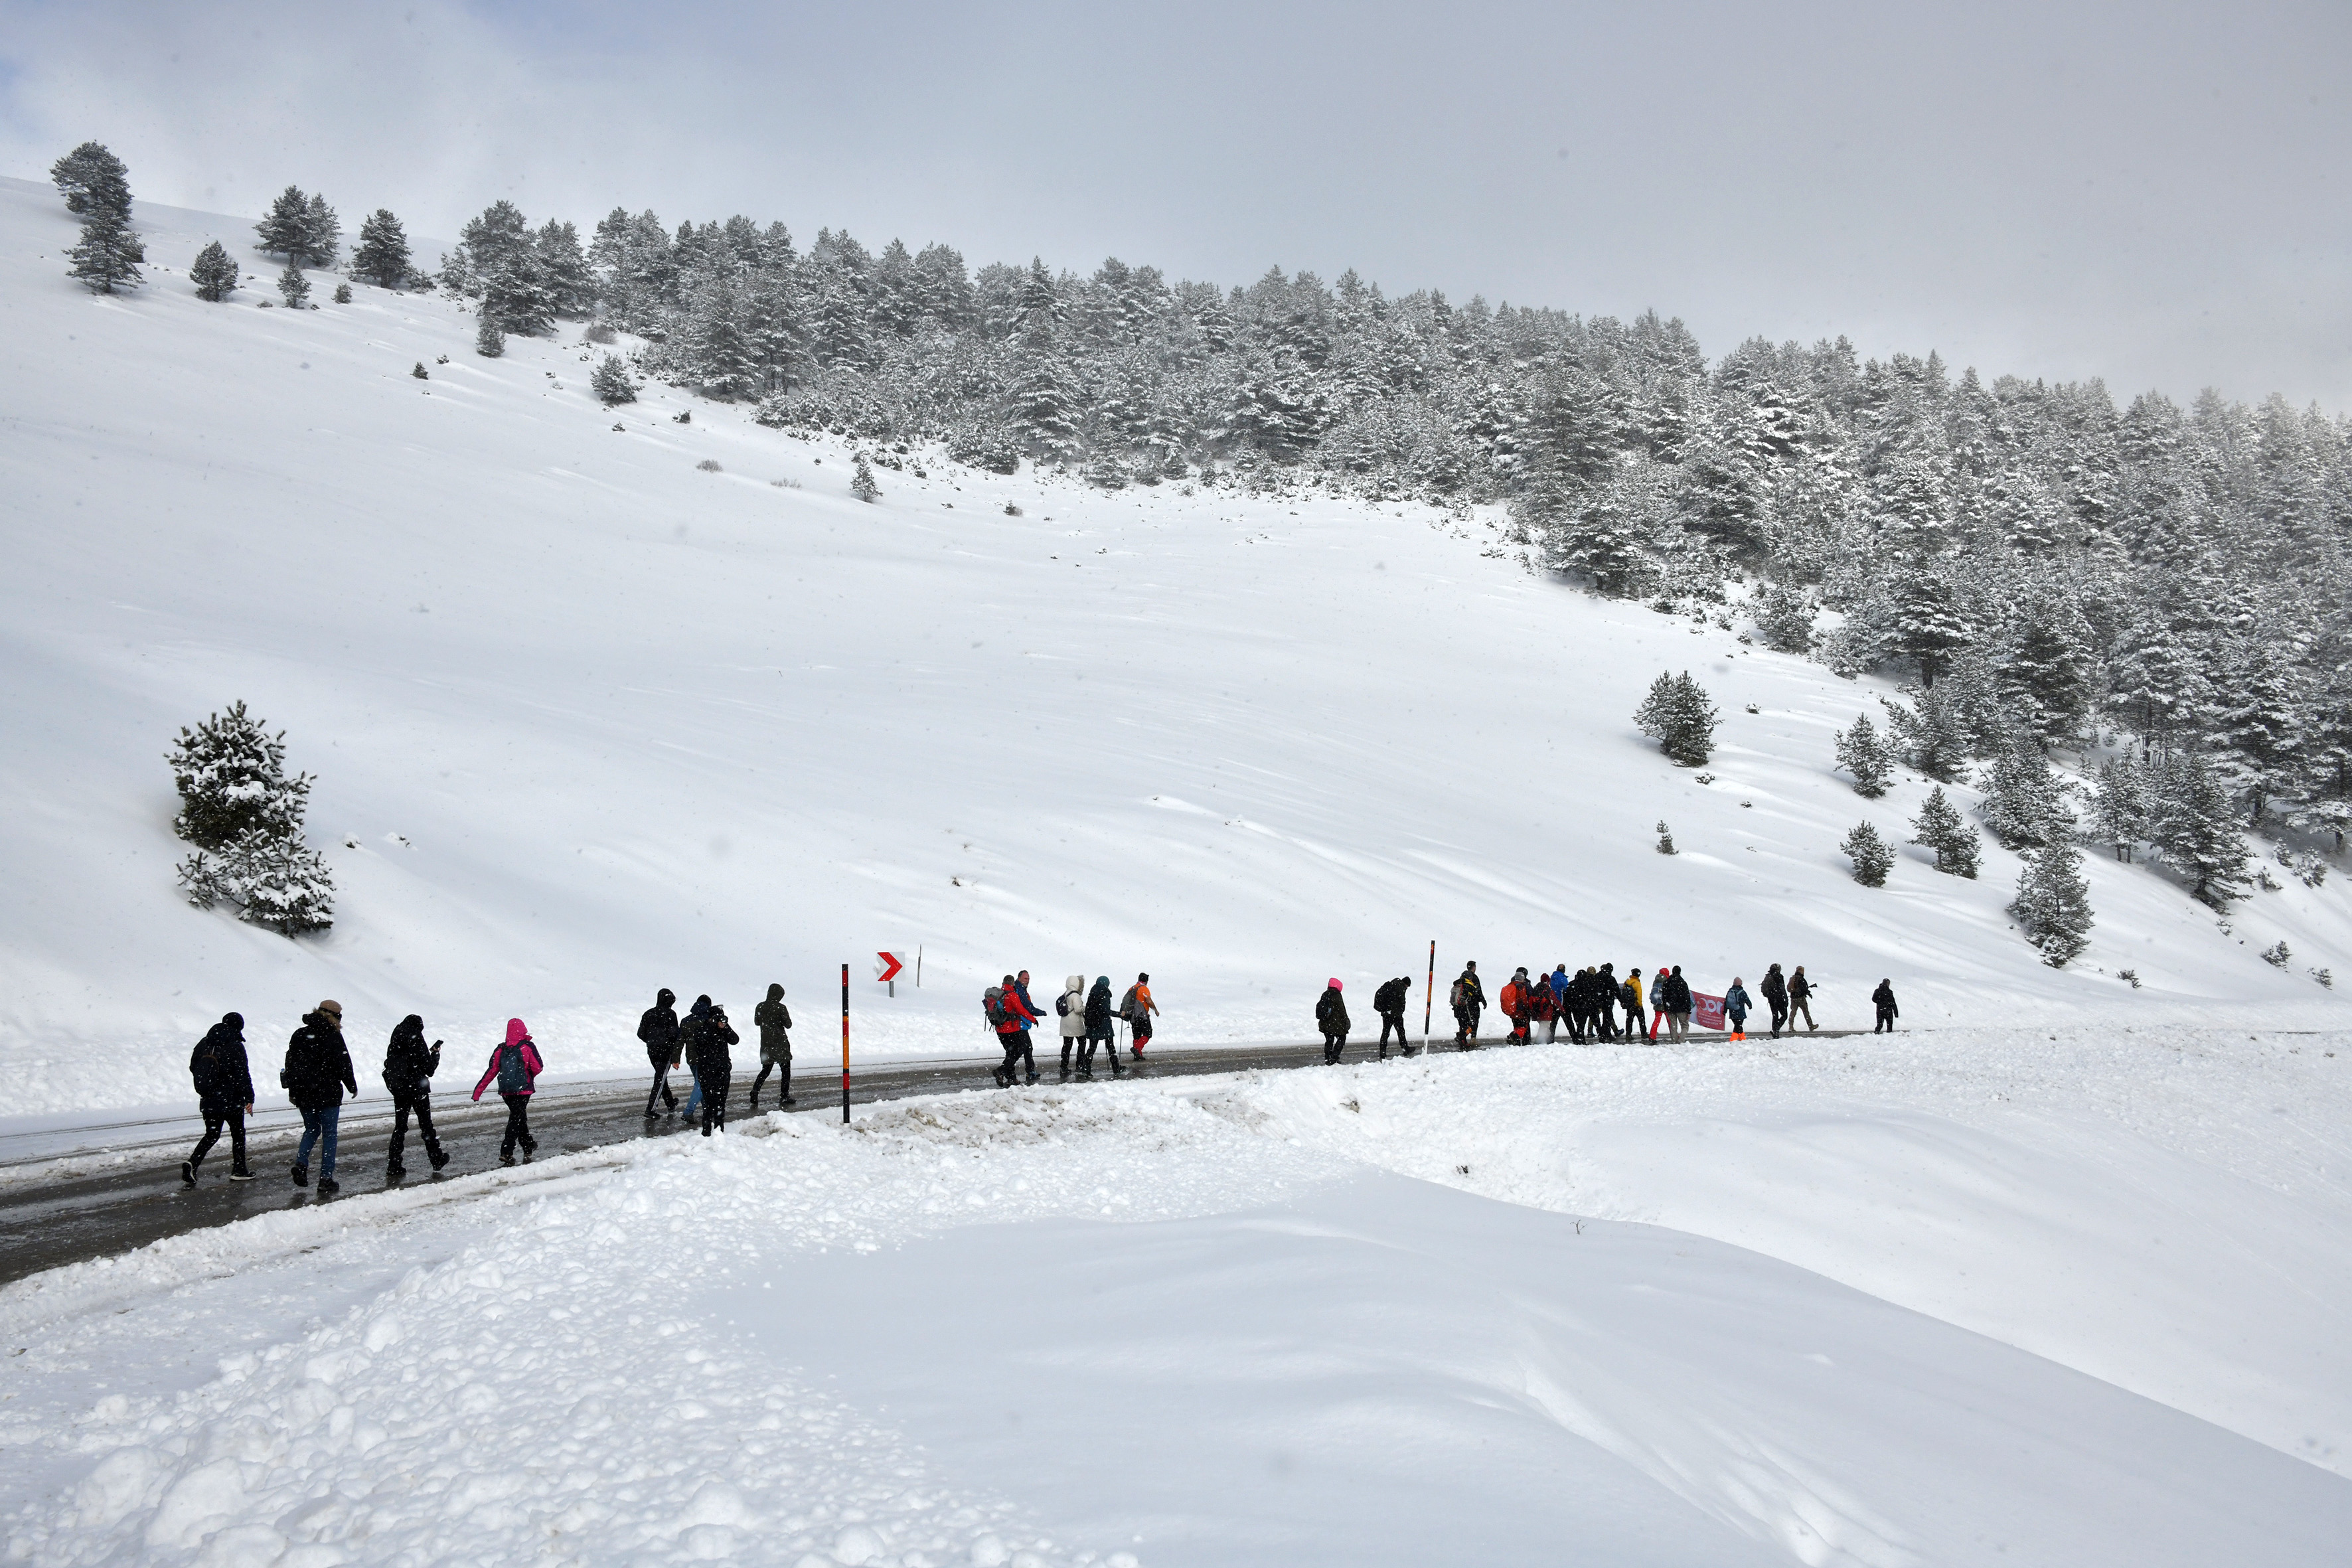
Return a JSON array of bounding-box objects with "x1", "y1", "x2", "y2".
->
[
  {"x1": 1423, "y1": 940, "x2": 1435, "y2": 1053},
  {"x1": 840, "y1": 962, "x2": 850, "y2": 1125}
]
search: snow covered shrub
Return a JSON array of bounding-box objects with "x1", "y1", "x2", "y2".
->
[
  {"x1": 584, "y1": 322, "x2": 617, "y2": 345},
  {"x1": 1835, "y1": 713, "x2": 1895, "y2": 797},
  {"x1": 1656, "y1": 820, "x2": 1676, "y2": 855},
  {"x1": 2261, "y1": 940, "x2": 2291, "y2": 969},
  {"x1": 167, "y1": 702, "x2": 334, "y2": 937},
  {"x1": 475, "y1": 313, "x2": 504, "y2": 357},
  {"x1": 412, "y1": 362, "x2": 428, "y2": 380},
  {"x1": 2011, "y1": 842, "x2": 2092, "y2": 967},
  {"x1": 1633, "y1": 672, "x2": 1717, "y2": 767},
  {"x1": 2314, "y1": 969, "x2": 2334, "y2": 990},
  {"x1": 332, "y1": 281, "x2": 352, "y2": 304},
  {"x1": 850, "y1": 454, "x2": 881, "y2": 503},
  {"x1": 1910, "y1": 785, "x2": 1980, "y2": 878},
  {"x1": 591, "y1": 353, "x2": 636, "y2": 405},
  {"x1": 1748, "y1": 582, "x2": 1815, "y2": 653},
  {"x1": 1842, "y1": 822, "x2": 1894, "y2": 886},
  {"x1": 276, "y1": 260, "x2": 310, "y2": 310},
  {"x1": 189, "y1": 241, "x2": 238, "y2": 302},
  {"x1": 2117, "y1": 968, "x2": 2142, "y2": 988},
  {"x1": 697, "y1": 459, "x2": 722, "y2": 473}
]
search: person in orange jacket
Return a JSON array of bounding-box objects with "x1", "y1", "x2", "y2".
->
[
  {"x1": 1120, "y1": 973, "x2": 1158, "y2": 1059},
  {"x1": 1498, "y1": 968, "x2": 1533, "y2": 1044}
]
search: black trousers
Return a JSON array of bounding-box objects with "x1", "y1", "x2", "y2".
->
[
  {"x1": 1322, "y1": 1030, "x2": 1348, "y2": 1064},
  {"x1": 645, "y1": 1054, "x2": 678, "y2": 1115},
  {"x1": 1768, "y1": 1000, "x2": 1788, "y2": 1036},
  {"x1": 751, "y1": 1054, "x2": 791, "y2": 1105},
  {"x1": 698, "y1": 1063, "x2": 731, "y2": 1132},
  {"x1": 1378, "y1": 1014, "x2": 1408, "y2": 1053},
  {"x1": 499, "y1": 1091, "x2": 536, "y2": 1156},
  {"x1": 389, "y1": 1090, "x2": 438, "y2": 1164},
  {"x1": 996, "y1": 1034, "x2": 1032, "y2": 1083},
  {"x1": 190, "y1": 1102, "x2": 246, "y2": 1173},
  {"x1": 1059, "y1": 1035, "x2": 1079, "y2": 1073},
  {"x1": 1077, "y1": 1030, "x2": 1117, "y2": 1073},
  {"x1": 1874, "y1": 1008, "x2": 1896, "y2": 1034}
]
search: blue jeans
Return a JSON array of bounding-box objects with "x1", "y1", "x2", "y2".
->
[
  {"x1": 682, "y1": 1074, "x2": 702, "y2": 1120},
  {"x1": 297, "y1": 1103, "x2": 341, "y2": 1178}
]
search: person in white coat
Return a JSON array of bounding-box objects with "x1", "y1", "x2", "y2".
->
[{"x1": 1056, "y1": 974, "x2": 1088, "y2": 1079}]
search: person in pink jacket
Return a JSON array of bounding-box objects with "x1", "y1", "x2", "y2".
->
[{"x1": 471, "y1": 1018, "x2": 544, "y2": 1166}]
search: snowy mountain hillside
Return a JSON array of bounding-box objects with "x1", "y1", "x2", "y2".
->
[{"x1": 3, "y1": 175, "x2": 2346, "y2": 1117}]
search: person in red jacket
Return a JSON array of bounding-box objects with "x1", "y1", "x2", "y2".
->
[
  {"x1": 992, "y1": 975, "x2": 1039, "y2": 1085},
  {"x1": 472, "y1": 1018, "x2": 544, "y2": 1165},
  {"x1": 1497, "y1": 969, "x2": 1529, "y2": 1044}
]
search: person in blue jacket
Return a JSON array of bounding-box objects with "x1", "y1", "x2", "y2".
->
[{"x1": 1723, "y1": 979, "x2": 1753, "y2": 1040}]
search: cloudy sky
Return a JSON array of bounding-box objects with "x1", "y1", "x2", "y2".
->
[{"x1": 5, "y1": 1, "x2": 2345, "y2": 408}]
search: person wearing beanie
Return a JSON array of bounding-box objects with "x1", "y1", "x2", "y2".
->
[
  {"x1": 381, "y1": 1014, "x2": 448, "y2": 1179},
  {"x1": 1315, "y1": 977, "x2": 1351, "y2": 1064},
  {"x1": 183, "y1": 1011, "x2": 256, "y2": 1185},
  {"x1": 1082, "y1": 975, "x2": 1120, "y2": 1077},
  {"x1": 638, "y1": 986, "x2": 681, "y2": 1117},
  {"x1": 283, "y1": 1000, "x2": 357, "y2": 1194}
]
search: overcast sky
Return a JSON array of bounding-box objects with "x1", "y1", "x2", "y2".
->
[{"x1": 5, "y1": 1, "x2": 2346, "y2": 409}]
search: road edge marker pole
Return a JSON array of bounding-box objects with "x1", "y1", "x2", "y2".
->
[{"x1": 840, "y1": 962, "x2": 850, "y2": 1125}]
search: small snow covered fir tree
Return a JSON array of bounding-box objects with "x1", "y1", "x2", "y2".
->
[
  {"x1": 1881, "y1": 687, "x2": 1970, "y2": 783},
  {"x1": 276, "y1": 260, "x2": 311, "y2": 309},
  {"x1": 1747, "y1": 581, "x2": 1815, "y2": 653},
  {"x1": 190, "y1": 240, "x2": 238, "y2": 302},
  {"x1": 1980, "y1": 745, "x2": 2073, "y2": 850},
  {"x1": 1634, "y1": 671, "x2": 1717, "y2": 766},
  {"x1": 352, "y1": 208, "x2": 412, "y2": 289},
  {"x1": 2149, "y1": 751, "x2": 2248, "y2": 908},
  {"x1": 850, "y1": 453, "x2": 881, "y2": 502},
  {"x1": 1656, "y1": 820, "x2": 1676, "y2": 855},
  {"x1": 332, "y1": 281, "x2": 352, "y2": 304},
  {"x1": 2010, "y1": 841, "x2": 2092, "y2": 967},
  {"x1": 167, "y1": 702, "x2": 333, "y2": 937},
  {"x1": 591, "y1": 353, "x2": 636, "y2": 405},
  {"x1": 68, "y1": 206, "x2": 145, "y2": 293},
  {"x1": 1835, "y1": 713, "x2": 1895, "y2": 797},
  {"x1": 254, "y1": 186, "x2": 314, "y2": 260},
  {"x1": 475, "y1": 312, "x2": 504, "y2": 358},
  {"x1": 2086, "y1": 756, "x2": 2150, "y2": 862},
  {"x1": 1842, "y1": 821, "x2": 1895, "y2": 886},
  {"x1": 1910, "y1": 785, "x2": 1980, "y2": 877},
  {"x1": 301, "y1": 193, "x2": 341, "y2": 266}
]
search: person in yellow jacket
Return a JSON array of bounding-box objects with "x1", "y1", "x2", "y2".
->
[{"x1": 1620, "y1": 965, "x2": 1646, "y2": 1038}]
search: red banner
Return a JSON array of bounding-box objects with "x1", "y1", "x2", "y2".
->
[{"x1": 1693, "y1": 992, "x2": 1727, "y2": 1030}]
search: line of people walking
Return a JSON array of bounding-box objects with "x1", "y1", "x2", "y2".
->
[
  {"x1": 637, "y1": 983, "x2": 796, "y2": 1133},
  {"x1": 983, "y1": 971, "x2": 1158, "y2": 1085},
  {"x1": 181, "y1": 1000, "x2": 545, "y2": 1193}
]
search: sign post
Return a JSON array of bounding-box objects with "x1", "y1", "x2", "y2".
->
[
  {"x1": 1423, "y1": 940, "x2": 1435, "y2": 1053},
  {"x1": 839, "y1": 962, "x2": 850, "y2": 1125},
  {"x1": 875, "y1": 950, "x2": 904, "y2": 998}
]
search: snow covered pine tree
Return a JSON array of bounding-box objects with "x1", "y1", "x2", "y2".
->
[
  {"x1": 850, "y1": 453, "x2": 882, "y2": 503},
  {"x1": 166, "y1": 703, "x2": 335, "y2": 936},
  {"x1": 591, "y1": 354, "x2": 637, "y2": 405},
  {"x1": 277, "y1": 260, "x2": 311, "y2": 310},
  {"x1": 1842, "y1": 821, "x2": 1895, "y2": 887},
  {"x1": 1909, "y1": 785, "x2": 1980, "y2": 878},
  {"x1": 2011, "y1": 842, "x2": 2092, "y2": 967},
  {"x1": 1634, "y1": 671, "x2": 1717, "y2": 766},
  {"x1": 190, "y1": 241, "x2": 239, "y2": 302},
  {"x1": 1835, "y1": 713, "x2": 1895, "y2": 797},
  {"x1": 351, "y1": 209, "x2": 412, "y2": 289}
]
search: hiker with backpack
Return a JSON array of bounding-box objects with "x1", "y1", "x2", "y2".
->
[
  {"x1": 471, "y1": 1018, "x2": 544, "y2": 1164},
  {"x1": 282, "y1": 1000, "x2": 358, "y2": 1194},
  {"x1": 1872, "y1": 979, "x2": 1899, "y2": 1034},
  {"x1": 1761, "y1": 965, "x2": 1790, "y2": 1038},
  {"x1": 1081, "y1": 976, "x2": 1121, "y2": 1078},
  {"x1": 749, "y1": 983, "x2": 793, "y2": 1111},
  {"x1": 1498, "y1": 968, "x2": 1534, "y2": 1045},
  {"x1": 1530, "y1": 970, "x2": 1559, "y2": 1043},
  {"x1": 1373, "y1": 975, "x2": 1412, "y2": 1057},
  {"x1": 1657, "y1": 966, "x2": 1693, "y2": 1041},
  {"x1": 382, "y1": 1014, "x2": 448, "y2": 1179},
  {"x1": 1315, "y1": 978, "x2": 1351, "y2": 1064},
  {"x1": 1056, "y1": 975, "x2": 1087, "y2": 1079},
  {"x1": 1120, "y1": 974, "x2": 1158, "y2": 1060},
  {"x1": 1618, "y1": 967, "x2": 1646, "y2": 1042},
  {"x1": 639, "y1": 987, "x2": 682, "y2": 1118},
  {"x1": 182, "y1": 1012, "x2": 256, "y2": 1186},
  {"x1": 986, "y1": 977, "x2": 1036, "y2": 1085},
  {"x1": 1724, "y1": 979, "x2": 1753, "y2": 1040},
  {"x1": 1450, "y1": 963, "x2": 1485, "y2": 1046},
  {"x1": 1545, "y1": 966, "x2": 1571, "y2": 1043},
  {"x1": 1789, "y1": 966, "x2": 1818, "y2": 1031}
]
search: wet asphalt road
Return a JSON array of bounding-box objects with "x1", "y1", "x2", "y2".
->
[{"x1": 0, "y1": 1026, "x2": 1867, "y2": 1287}]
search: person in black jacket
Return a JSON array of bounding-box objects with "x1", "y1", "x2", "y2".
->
[
  {"x1": 1373, "y1": 976, "x2": 1413, "y2": 1058},
  {"x1": 692, "y1": 1001, "x2": 740, "y2": 1136},
  {"x1": 382, "y1": 1014, "x2": 447, "y2": 1179},
  {"x1": 282, "y1": 1000, "x2": 358, "y2": 1194},
  {"x1": 1450, "y1": 963, "x2": 1486, "y2": 1046},
  {"x1": 1872, "y1": 979, "x2": 1899, "y2": 1034},
  {"x1": 1315, "y1": 979, "x2": 1351, "y2": 1064},
  {"x1": 1789, "y1": 966, "x2": 1818, "y2": 1032},
  {"x1": 749, "y1": 982, "x2": 793, "y2": 1111},
  {"x1": 1761, "y1": 965, "x2": 1790, "y2": 1038},
  {"x1": 639, "y1": 988, "x2": 681, "y2": 1118},
  {"x1": 1592, "y1": 965, "x2": 1618, "y2": 1041},
  {"x1": 182, "y1": 1012, "x2": 256, "y2": 1184},
  {"x1": 1081, "y1": 976, "x2": 1120, "y2": 1078},
  {"x1": 1658, "y1": 965, "x2": 1694, "y2": 1041}
]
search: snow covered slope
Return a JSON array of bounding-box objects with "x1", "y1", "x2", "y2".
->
[{"x1": 2, "y1": 176, "x2": 2346, "y2": 1116}]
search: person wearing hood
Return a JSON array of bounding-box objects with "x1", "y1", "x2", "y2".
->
[
  {"x1": 1658, "y1": 965, "x2": 1693, "y2": 1041},
  {"x1": 282, "y1": 1000, "x2": 358, "y2": 1194},
  {"x1": 1081, "y1": 976, "x2": 1120, "y2": 1078},
  {"x1": 1056, "y1": 975, "x2": 1087, "y2": 1080},
  {"x1": 382, "y1": 1014, "x2": 447, "y2": 1179},
  {"x1": 183, "y1": 1012, "x2": 256, "y2": 1185},
  {"x1": 1314, "y1": 978, "x2": 1351, "y2": 1064},
  {"x1": 986, "y1": 977, "x2": 1034, "y2": 1087},
  {"x1": 1872, "y1": 979, "x2": 1899, "y2": 1034},
  {"x1": 1789, "y1": 966, "x2": 1818, "y2": 1031},
  {"x1": 1760, "y1": 964, "x2": 1789, "y2": 1038},
  {"x1": 1724, "y1": 979, "x2": 1752, "y2": 1041},
  {"x1": 679, "y1": 994, "x2": 714, "y2": 1124},
  {"x1": 1498, "y1": 968, "x2": 1531, "y2": 1045},
  {"x1": 639, "y1": 987, "x2": 682, "y2": 1117},
  {"x1": 1546, "y1": 966, "x2": 1571, "y2": 1044},
  {"x1": 472, "y1": 1018, "x2": 545, "y2": 1164},
  {"x1": 694, "y1": 1000, "x2": 739, "y2": 1134},
  {"x1": 750, "y1": 982, "x2": 794, "y2": 1111},
  {"x1": 1372, "y1": 975, "x2": 1412, "y2": 1058},
  {"x1": 1449, "y1": 962, "x2": 1486, "y2": 1047}
]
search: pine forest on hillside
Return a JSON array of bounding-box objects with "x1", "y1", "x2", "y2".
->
[{"x1": 51, "y1": 150, "x2": 2352, "y2": 898}]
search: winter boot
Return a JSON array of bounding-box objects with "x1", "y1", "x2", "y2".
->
[
  {"x1": 181, "y1": 1160, "x2": 196, "y2": 1186},
  {"x1": 317, "y1": 1177, "x2": 341, "y2": 1196},
  {"x1": 291, "y1": 1163, "x2": 309, "y2": 1188},
  {"x1": 500, "y1": 1151, "x2": 517, "y2": 1167},
  {"x1": 386, "y1": 1159, "x2": 406, "y2": 1180},
  {"x1": 230, "y1": 1165, "x2": 254, "y2": 1180},
  {"x1": 1025, "y1": 1071, "x2": 1040, "y2": 1085},
  {"x1": 427, "y1": 1142, "x2": 449, "y2": 1171}
]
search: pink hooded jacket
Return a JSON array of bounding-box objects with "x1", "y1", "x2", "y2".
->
[{"x1": 473, "y1": 1018, "x2": 544, "y2": 1101}]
